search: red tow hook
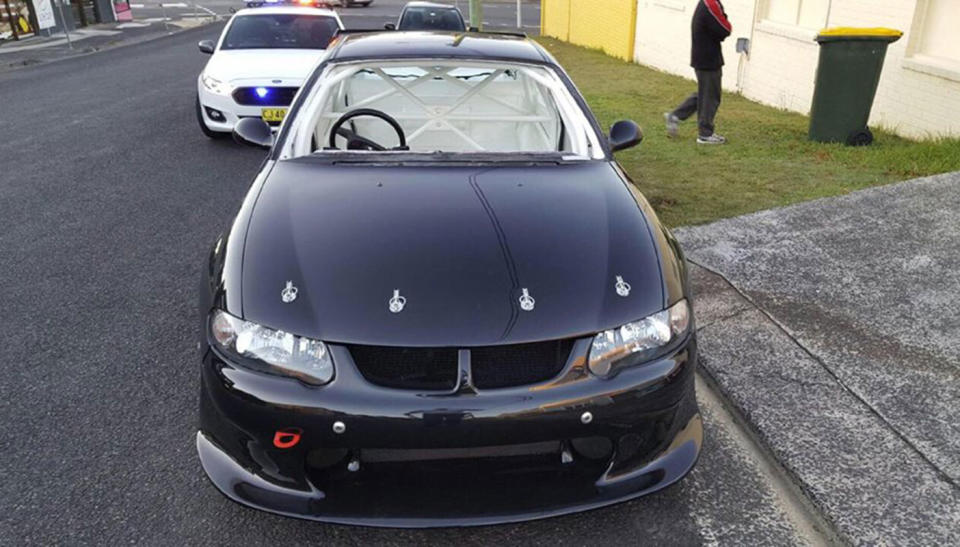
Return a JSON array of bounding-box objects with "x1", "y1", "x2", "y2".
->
[{"x1": 273, "y1": 428, "x2": 302, "y2": 449}]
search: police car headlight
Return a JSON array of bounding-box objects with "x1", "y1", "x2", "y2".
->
[{"x1": 201, "y1": 73, "x2": 228, "y2": 95}]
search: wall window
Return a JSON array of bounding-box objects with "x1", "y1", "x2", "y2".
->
[
  {"x1": 912, "y1": 0, "x2": 960, "y2": 63},
  {"x1": 904, "y1": 0, "x2": 960, "y2": 81},
  {"x1": 762, "y1": 0, "x2": 829, "y2": 30}
]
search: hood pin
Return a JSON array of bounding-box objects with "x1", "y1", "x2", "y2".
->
[
  {"x1": 388, "y1": 289, "x2": 407, "y2": 313},
  {"x1": 615, "y1": 275, "x2": 631, "y2": 297},
  {"x1": 519, "y1": 288, "x2": 536, "y2": 311},
  {"x1": 281, "y1": 281, "x2": 298, "y2": 303}
]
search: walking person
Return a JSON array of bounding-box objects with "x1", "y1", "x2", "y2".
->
[{"x1": 665, "y1": 0, "x2": 732, "y2": 144}]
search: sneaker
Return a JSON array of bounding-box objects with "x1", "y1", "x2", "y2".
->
[
  {"x1": 664, "y1": 113, "x2": 680, "y2": 138},
  {"x1": 697, "y1": 133, "x2": 727, "y2": 145}
]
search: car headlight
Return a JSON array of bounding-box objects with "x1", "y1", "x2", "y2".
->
[
  {"x1": 588, "y1": 299, "x2": 691, "y2": 377},
  {"x1": 201, "y1": 73, "x2": 228, "y2": 95},
  {"x1": 209, "y1": 310, "x2": 334, "y2": 385}
]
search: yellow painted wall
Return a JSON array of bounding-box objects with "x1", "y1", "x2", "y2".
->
[{"x1": 541, "y1": 0, "x2": 637, "y2": 61}]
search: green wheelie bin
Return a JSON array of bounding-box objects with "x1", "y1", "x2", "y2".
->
[{"x1": 808, "y1": 28, "x2": 902, "y2": 146}]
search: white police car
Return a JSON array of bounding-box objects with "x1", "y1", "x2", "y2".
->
[{"x1": 196, "y1": 6, "x2": 344, "y2": 138}]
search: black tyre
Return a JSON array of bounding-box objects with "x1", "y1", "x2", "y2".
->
[
  {"x1": 846, "y1": 128, "x2": 873, "y2": 147},
  {"x1": 196, "y1": 95, "x2": 229, "y2": 140}
]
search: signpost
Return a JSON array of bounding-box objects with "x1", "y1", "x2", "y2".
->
[{"x1": 54, "y1": 0, "x2": 71, "y2": 48}]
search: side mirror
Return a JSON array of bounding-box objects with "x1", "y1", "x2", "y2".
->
[
  {"x1": 609, "y1": 120, "x2": 642, "y2": 152},
  {"x1": 198, "y1": 40, "x2": 215, "y2": 54},
  {"x1": 233, "y1": 118, "x2": 274, "y2": 149},
  {"x1": 384, "y1": 23, "x2": 396, "y2": 30}
]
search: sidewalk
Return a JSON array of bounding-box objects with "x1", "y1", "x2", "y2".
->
[
  {"x1": 0, "y1": 17, "x2": 214, "y2": 73},
  {"x1": 676, "y1": 172, "x2": 960, "y2": 545}
]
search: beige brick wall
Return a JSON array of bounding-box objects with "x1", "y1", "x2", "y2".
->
[{"x1": 633, "y1": 0, "x2": 960, "y2": 139}]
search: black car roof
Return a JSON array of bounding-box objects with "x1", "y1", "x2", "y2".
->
[
  {"x1": 403, "y1": 1, "x2": 459, "y2": 8},
  {"x1": 328, "y1": 31, "x2": 553, "y2": 65}
]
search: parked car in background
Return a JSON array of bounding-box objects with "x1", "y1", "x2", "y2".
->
[
  {"x1": 196, "y1": 6, "x2": 344, "y2": 138},
  {"x1": 386, "y1": 1, "x2": 466, "y2": 31},
  {"x1": 197, "y1": 30, "x2": 701, "y2": 526}
]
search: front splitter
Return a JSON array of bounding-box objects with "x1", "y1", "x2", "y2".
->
[{"x1": 196, "y1": 413, "x2": 703, "y2": 528}]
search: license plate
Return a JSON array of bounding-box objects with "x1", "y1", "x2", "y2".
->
[{"x1": 261, "y1": 108, "x2": 287, "y2": 122}]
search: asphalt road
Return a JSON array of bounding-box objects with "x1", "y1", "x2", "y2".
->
[
  {"x1": 1, "y1": 23, "x2": 820, "y2": 545},
  {"x1": 130, "y1": 0, "x2": 541, "y2": 33}
]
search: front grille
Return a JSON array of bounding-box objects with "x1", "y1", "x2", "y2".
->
[
  {"x1": 361, "y1": 441, "x2": 562, "y2": 463},
  {"x1": 471, "y1": 339, "x2": 575, "y2": 389},
  {"x1": 348, "y1": 339, "x2": 575, "y2": 391},
  {"x1": 232, "y1": 86, "x2": 299, "y2": 106},
  {"x1": 349, "y1": 345, "x2": 458, "y2": 391}
]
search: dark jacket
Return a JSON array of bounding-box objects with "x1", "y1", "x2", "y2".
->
[{"x1": 691, "y1": 0, "x2": 732, "y2": 70}]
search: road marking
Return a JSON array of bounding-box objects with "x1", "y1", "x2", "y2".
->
[
  {"x1": 115, "y1": 22, "x2": 151, "y2": 28},
  {"x1": 130, "y1": 3, "x2": 144, "y2": 6},
  {"x1": 161, "y1": 2, "x2": 189, "y2": 6}
]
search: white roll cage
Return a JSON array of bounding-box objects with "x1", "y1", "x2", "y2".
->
[{"x1": 277, "y1": 59, "x2": 606, "y2": 160}]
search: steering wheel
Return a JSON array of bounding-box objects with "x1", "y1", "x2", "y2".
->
[{"x1": 328, "y1": 108, "x2": 407, "y2": 151}]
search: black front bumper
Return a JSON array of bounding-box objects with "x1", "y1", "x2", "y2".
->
[{"x1": 197, "y1": 336, "x2": 701, "y2": 526}]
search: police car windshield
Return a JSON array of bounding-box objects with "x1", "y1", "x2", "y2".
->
[{"x1": 222, "y1": 14, "x2": 338, "y2": 50}]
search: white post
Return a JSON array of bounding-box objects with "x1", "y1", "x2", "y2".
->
[
  {"x1": 516, "y1": 0, "x2": 521, "y2": 29},
  {"x1": 469, "y1": 0, "x2": 481, "y2": 30}
]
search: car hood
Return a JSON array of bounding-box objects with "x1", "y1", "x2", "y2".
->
[
  {"x1": 204, "y1": 49, "x2": 325, "y2": 84},
  {"x1": 240, "y1": 160, "x2": 665, "y2": 346}
]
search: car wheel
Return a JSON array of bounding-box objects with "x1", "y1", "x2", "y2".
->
[{"x1": 196, "y1": 95, "x2": 229, "y2": 139}]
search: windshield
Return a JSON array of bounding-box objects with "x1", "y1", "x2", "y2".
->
[
  {"x1": 286, "y1": 61, "x2": 604, "y2": 159},
  {"x1": 399, "y1": 7, "x2": 465, "y2": 31},
  {"x1": 221, "y1": 14, "x2": 339, "y2": 50}
]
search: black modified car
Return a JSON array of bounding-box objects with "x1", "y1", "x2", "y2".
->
[{"x1": 198, "y1": 31, "x2": 701, "y2": 526}]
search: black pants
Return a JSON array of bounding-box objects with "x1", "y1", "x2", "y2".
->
[{"x1": 672, "y1": 69, "x2": 722, "y2": 138}]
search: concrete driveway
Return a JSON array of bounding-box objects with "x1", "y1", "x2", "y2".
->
[{"x1": 675, "y1": 172, "x2": 960, "y2": 545}]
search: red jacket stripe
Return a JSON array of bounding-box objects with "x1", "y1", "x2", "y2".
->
[{"x1": 704, "y1": 0, "x2": 732, "y2": 32}]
